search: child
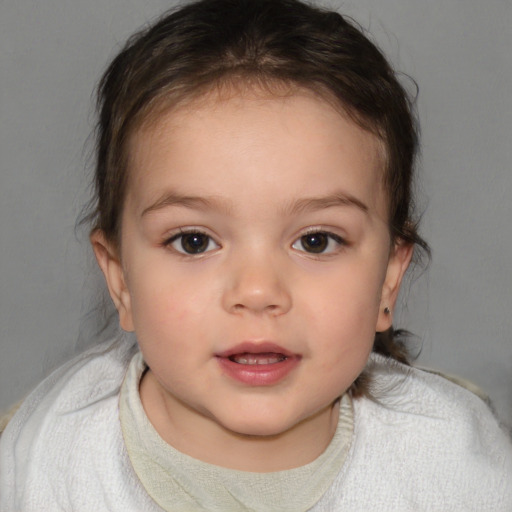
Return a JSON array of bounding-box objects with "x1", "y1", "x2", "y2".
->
[{"x1": 1, "y1": 0, "x2": 511, "y2": 509}]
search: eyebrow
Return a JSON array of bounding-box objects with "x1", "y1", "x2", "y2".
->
[
  {"x1": 141, "y1": 190, "x2": 368, "y2": 217},
  {"x1": 141, "y1": 192, "x2": 233, "y2": 217},
  {"x1": 284, "y1": 192, "x2": 369, "y2": 216}
]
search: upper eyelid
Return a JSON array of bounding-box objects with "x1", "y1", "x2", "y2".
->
[
  {"x1": 164, "y1": 229, "x2": 220, "y2": 256},
  {"x1": 160, "y1": 226, "x2": 348, "y2": 246},
  {"x1": 164, "y1": 227, "x2": 218, "y2": 244},
  {"x1": 291, "y1": 229, "x2": 348, "y2": 255},
  {"x1": 295, "y1": 227, "x2": 347, "y2": 242},
  {"x1": 294, "y1": 231, "x2": 346, "y2": 244}
]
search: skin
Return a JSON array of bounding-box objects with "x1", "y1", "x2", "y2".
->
[{"x1": 92, "y1": 90, "x2": 412, "y2": 472}]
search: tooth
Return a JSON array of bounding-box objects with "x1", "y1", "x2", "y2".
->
[{"x1": 231, "y1": 353, "x2": 286, "y2": 365}]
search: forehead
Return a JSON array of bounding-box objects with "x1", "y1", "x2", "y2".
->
[{"x1": 125, "y1": 89, "x2": 388, "y2": 217}]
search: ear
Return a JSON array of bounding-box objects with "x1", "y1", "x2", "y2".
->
[
  {"x1": 90, "y1": 229, "x2": 134, "y2": 332},
  {"x1": 376, "y1": 241, "x2": 414, "y2": 332}
]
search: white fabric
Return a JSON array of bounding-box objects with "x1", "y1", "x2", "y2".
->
[
  {"x1": 1, "y1": 335, "x2": 512, "y2": 511},
  {"x1": 119, "y1": 352, "x2": 354, "y2": 512}
]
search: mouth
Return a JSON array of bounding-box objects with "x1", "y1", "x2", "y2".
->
[
  {"x1": 215, "y1": 342, "x2": 300, "y2": 386},
  {"x1": 228, "y1": 352, "x2": 288, "y2": 365}
]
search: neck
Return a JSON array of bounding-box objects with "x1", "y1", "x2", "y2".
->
[{"x1": 139, "y1": 370, "x2": 340, "y2": 472}]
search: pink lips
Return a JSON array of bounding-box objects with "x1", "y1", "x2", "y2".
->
[{"x1": 215, "y1": 342, "x2": 301, "y2": 386}]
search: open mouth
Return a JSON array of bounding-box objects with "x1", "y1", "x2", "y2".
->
[
  {"x1": 216, "y1": 343, "x2": 300, "y2": 385},
  {"x1": 229, "y1": 352, "x2": 288, "y2": 365}
]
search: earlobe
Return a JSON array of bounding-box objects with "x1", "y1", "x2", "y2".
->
[
  {"x1": 376, "y1": 242, "x2": 414, "y2": 332},
  {"x1": 90, "y1": 230, "x2": 134, "y2": 332}
]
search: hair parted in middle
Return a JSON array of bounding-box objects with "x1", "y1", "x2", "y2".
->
[{"x1": 92, "y1": 0, "x2": 429, "y2": 394}]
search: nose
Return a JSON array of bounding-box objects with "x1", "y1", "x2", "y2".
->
[{"x1": 222, "y1": 255, "x2": 292, "y2": 316}]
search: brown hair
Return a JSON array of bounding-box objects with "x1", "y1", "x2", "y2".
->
[{"x1": 91, "y1": 0, "x2": 429, "y2": 390}]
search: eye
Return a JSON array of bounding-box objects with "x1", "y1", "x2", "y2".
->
[
  {"x1": 292, "y1": 231, "x2": 345, "y2": 254},
  {"x1": 167, "y1": 231, "x2": 219, "y2": 255}
]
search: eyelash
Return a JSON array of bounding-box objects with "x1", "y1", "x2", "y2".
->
[
  {"x1": 163, "y1": 228, "x2": 347, "y2": 256},
  {"x1": 164, "y1": 229, "x2": 220, "y2": 256},
  {"x1": 291, "y1": 229, "x2": 346, "y2": 256}
]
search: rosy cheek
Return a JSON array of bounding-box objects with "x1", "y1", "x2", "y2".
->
[
  {"x1": 161, "y1": 295, "x2": 208, "y2": 326},
  {"x1": 174, "y1": 304, "x2": 197, "y2": 323}
]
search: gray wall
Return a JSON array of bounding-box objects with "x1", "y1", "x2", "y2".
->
[{"x1": 1, "y1": 0, "x2": 511, "y2": 428}]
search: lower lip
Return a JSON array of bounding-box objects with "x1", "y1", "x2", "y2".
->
[{"x1": 216, "y1": 356, "x2": 301, "y2": 386}]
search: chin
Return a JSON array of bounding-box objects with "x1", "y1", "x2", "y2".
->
[
  {"x1": 220, "y1": 412, "x2": 304, "y2": 438},
  {"x1": 231, "y1": 424, "x2": 292, "y2": 438}
]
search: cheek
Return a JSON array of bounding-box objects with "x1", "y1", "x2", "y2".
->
[
  {"x1": 305, "y1": 267, "x2": 382, "y2": 324},
  {"x1": 129, "y1": 283, "x2": 207, "y2": 374},
  {"x1": 300, "y1": 267, "x2": 382, "y2": 363},
  {"x1": 127, "y1": 267, "x2": 218, "y2": 339}
]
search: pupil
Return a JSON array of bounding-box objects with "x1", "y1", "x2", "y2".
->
[
  {"x1": 302, "y1": 233, "x2": 327, "y2": 253},
  {"x1": 182, "y1": 233, "x2": 208, "y2": 254}
]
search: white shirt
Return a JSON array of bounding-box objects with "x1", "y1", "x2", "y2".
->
[{"x1": 1, "y1": 335, "x2": 511, "y2": 511}]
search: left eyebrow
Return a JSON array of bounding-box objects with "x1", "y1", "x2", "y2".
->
[{"x1": 284, "y1": 192, "x2": 369, "y2": 216}]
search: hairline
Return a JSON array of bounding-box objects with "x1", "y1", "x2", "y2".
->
[{"x1": 107, "y1": 75, "x2": 393, "y2": 250}]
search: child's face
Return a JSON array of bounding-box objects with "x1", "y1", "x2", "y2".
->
[{"x1": 95, "y1": 89, "x2": 411, "y2": 456}]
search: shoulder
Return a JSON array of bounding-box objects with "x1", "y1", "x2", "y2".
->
[
  {"x1": 364, "y1": 354, "x2": 510, "y2": 440},
  {"x1": 2, "y1": 334, "x2": 136, "y2": 434},
  {"x1": 343, "y1": 355, "x2": 512, "y2": 509},
  {"x1": 0, "y1": 401, "x2": 23, "y2": 436},
  {"x1": 362, "y1": 353, "x2": 503, "y2": 422},
  {"x1": 0, "y1": 334, "x2": 143, "y2": 510}
]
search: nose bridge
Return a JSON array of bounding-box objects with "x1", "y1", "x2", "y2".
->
[{"x1": 223, "y1": 246, "x2": 292, "y2": 315}]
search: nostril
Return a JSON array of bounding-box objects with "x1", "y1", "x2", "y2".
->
[
  {"x1": 222, "y1": 269, "x2": 292, "y2": 315},
  {"x1": 230, "y1": 302, "x2": 281, "y2": 314}
]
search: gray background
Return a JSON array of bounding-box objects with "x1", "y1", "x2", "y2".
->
[{"x1": 1, "y1": 0, "x2": 511, "y2": 428}]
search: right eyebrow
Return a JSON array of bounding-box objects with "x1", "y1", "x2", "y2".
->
[{"x1": 140, "y1": 191, "x2": 233, "y2": 217}]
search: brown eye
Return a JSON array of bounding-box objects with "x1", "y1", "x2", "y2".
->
[
  {"x1": 181, "y1": 233, "x2": 209, "y2": 253},
  {"x1": 168, "y1": 231, "x2": 219, "y2": 255},
  {"x1": 292, "y1": 231, "x2": 345, "y2": 254},
  {"x1": 300, "y1": 232, "x2": 328, "y2": 253}
]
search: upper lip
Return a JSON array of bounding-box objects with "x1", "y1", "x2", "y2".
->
[{"x1": 215, "y1": 342, "x2": 296, "y2": 358}]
